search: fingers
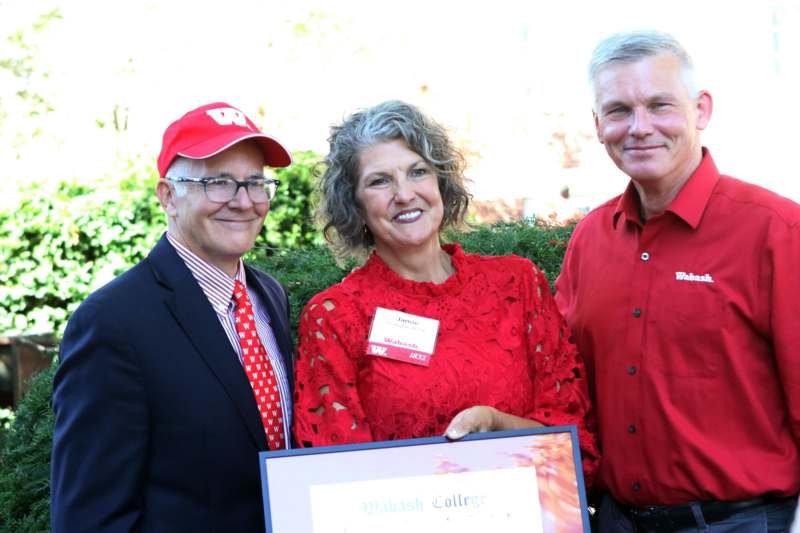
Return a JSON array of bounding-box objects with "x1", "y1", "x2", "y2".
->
[
  {"x1": 444, "y1": 409, "x2": 470, "y2": 440},
  {"x1": 444, "y1": 406, "x2": 493, "y2": 440}
]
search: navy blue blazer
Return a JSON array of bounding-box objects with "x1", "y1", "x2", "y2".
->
[{"x1": 51, "y1": 235, "x2": 294, "y2": 532}]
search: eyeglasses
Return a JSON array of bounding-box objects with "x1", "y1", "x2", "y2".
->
[{"x1": 166, "y1": 176, "x2": 281, "y2": 203}]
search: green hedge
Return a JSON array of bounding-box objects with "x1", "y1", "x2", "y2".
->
[
  {"x1": 451, "y1": 220, "x2": 573, "y2": 288},
  {"x1": 0, "y1": 152, "x2": 321, "y2": 337},
  {"x1": 0, "y1": 364, "x2": 54, "y2": 532},
  {"x1": 261, "y1": 150, "x2": 324, "y2": 251},
  {"x1": 0, "y1": 219, "x2": 575, "y2": 532},
  {"x1": 0, "y1": 166, "x2": 163, "y2": 336},
  {"x1": 256, "y1": 219, "x2": 575, "y2": 329}
]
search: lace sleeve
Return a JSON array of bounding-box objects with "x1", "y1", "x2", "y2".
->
[
  {"x1": 525, "y1": 265, "x2": 600, "y2": 487},
  {"x1": 293, "y1": 293, "x2": 374, "y2": 447}
]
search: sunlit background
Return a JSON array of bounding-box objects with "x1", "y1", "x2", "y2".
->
[{"x1": 2, "y1": 0, "x2": 799, "y2": 218}]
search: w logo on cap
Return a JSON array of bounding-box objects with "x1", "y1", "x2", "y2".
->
[{"x1": 206, "y1": 107, "x2": 247, "y2": 126}]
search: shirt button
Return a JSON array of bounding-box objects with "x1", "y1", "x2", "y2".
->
[
  {"x1": 641, "y1": 252, "x2": 650, "y2": 261},
  {"x1": 628, "y1": 366, "x2": 637, "y2": 375},
  {"x1": 633, "y1": 482, "x2": 641, "y2": 492},
  {"x1": 628, "y1": 424, "x2": 636, "y2": 433},
  {"x1": 632, "y1": 308, "x2": 642, "y2": 318}
]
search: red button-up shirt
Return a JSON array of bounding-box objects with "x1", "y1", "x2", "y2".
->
[{"x1": 555, "y1": 149, "x2": 800, "y2": 506}]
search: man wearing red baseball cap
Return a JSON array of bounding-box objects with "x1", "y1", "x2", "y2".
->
[{"x1": 51, "y1": 102, "x2": 295, "y2": 532}]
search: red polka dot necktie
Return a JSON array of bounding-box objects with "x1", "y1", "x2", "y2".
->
[{"x1": 233, "y1": 280, "x2": 285, "y2": 450}]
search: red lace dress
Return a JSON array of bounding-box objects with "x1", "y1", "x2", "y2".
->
[{"x1": 293, "y1": 244, "x2": 599, "y2": 483}]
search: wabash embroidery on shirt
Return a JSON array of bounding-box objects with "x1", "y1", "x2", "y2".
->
[{"x1": 675, "y1": 271, "x2": 714, "y2": 283}]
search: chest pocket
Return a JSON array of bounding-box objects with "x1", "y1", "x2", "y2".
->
[{"x1": 649, "y1": 273, "x2": 724, "y2": 378}]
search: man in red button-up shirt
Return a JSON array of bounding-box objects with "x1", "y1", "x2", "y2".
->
[{"x1": 555, "y1": 30, "x2": 800, "y2": 532}]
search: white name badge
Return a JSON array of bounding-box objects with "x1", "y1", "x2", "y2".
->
[{"x1": 366, "y1": 307, "x2": 440, "y2": 367}]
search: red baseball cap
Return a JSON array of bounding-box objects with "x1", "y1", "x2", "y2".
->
[{"x1": 157, "y1": 102, "x2": 292, "y2": 177}]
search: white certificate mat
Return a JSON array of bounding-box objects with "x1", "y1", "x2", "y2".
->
[{"x1": 259, "y1": 426, "x2": 589, "y2": 533}]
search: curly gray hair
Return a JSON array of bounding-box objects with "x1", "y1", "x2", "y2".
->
[{"x1": 318, "y1": 100, "x2": 470, "y2": 256}]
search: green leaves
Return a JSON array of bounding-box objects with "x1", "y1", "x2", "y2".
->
[
  {"x1": 450, "y1": 219, "x2": 576, "y2": 289},
  {"x1": 1, "y1": 151, "x2": 324, "y2": 337},
  {"x1": 252, "y1": 219, "x2": 576, "y2": 335},
  {"x1": 259, "y1": 150, "x2": 324, "y2": 251},
  {"x1": 0, "y1": 149, "x2": 325, "y2": 532},
  {"x1": 0, "y1": 216, "x2": 576, "y2": 532},
  {"x1": 0, "y1": 167, "x2": 163, "y2": 336},
  {"x1": 0, "y1": 364, "x2": 54, "y2": 532},
  {"x1": 252, "y1": 246, "x2": 354, "y2": 335}
]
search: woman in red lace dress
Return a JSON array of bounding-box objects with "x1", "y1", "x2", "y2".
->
[{"x1": 293, "y1": 100, "x2": 599, "y2": 483}]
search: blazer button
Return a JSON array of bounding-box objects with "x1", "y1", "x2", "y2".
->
[{"x1": 632, "y1": 308, "x2": 642, "y2": 318}]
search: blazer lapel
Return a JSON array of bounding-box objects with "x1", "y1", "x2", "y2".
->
[{"x1": 148, "y1": 236, "x2": 268, "y2": 449}]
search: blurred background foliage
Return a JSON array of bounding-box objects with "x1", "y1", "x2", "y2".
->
[
  {"x1": 0, "y1": 8, "x2": 61, "y2": 155},
  {"x1": 0, "y1": 364, "x2": 54, "y2": 532},
  {"x1": 0, "y1": 7, "x2": 577, "y2": 531},
  {"x1": 260, "y1": 150, "x2": 324, "y2": 251},
  {"x1": 0, "y1": 163, "x2": 162, "y2": 335},
  {"x1": 0, "y1": 161, "x2": 576, "y2": 338},
  {"x1": 451, "y1": 220, "x2": 572, "y2": 288},
  {"x1": 0, "y1": 150, "x2": 322, "y2": 337},
  {"x1": 0, "y1": 220, "x2": 575, "y2": 532}
]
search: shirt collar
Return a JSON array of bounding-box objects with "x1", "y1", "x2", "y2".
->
[
  {"x1": 166, "y1": 232, "x2": 246, "y2": 315},
  {"x1": 613, "y1": 147, "x2": 720, "y2": 230}
]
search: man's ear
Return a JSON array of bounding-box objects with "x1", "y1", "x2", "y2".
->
[
  {"x1": 695, "y1": 90, "x2": 713, "y2": 131},
  {"x1": 156, "y1": 179, "x2": 178, "y2": 217}
]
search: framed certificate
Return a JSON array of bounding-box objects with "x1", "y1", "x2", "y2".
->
[{"x1": 259, "y1": 426, "x2": 590, "y2": 532}]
